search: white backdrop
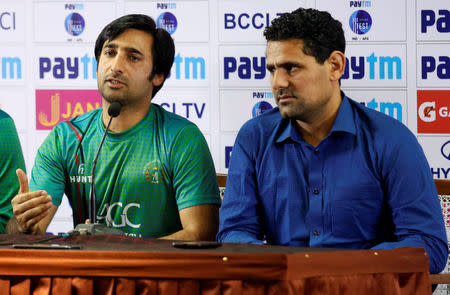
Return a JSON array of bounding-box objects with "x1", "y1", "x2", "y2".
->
[{"x1": 0, "y1": 0, "x2": 449, "y2": 240}]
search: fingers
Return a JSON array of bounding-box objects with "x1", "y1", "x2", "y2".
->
[
  {"x1": 24, "y1": 208, "x2": 51, "y2": 232},
  {"x1": 16, "y1": 169, "x2": 29, "y2": 194},
  {"x1": 12, "y1": 190, "x2": 53, "y2": 234},
  {"x1": 12, "y1": 191, "x2": 51, "y2": 212},
  {"x1": 11, "y1": 170, "x2": 54, "y2": 234}
]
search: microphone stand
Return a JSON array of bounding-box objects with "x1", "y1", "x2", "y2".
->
[{"x1": 72, "y1": 102, "x2": 123, "y2": 235}]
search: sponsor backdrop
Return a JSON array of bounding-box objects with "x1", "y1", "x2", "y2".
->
[{"x1": 0, "y1": 0, "x2": 449, "y2": 270}]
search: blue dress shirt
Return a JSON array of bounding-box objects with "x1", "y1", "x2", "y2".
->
[{"x1": 217, "y1": 95, "x2": 448, "y2": 274}]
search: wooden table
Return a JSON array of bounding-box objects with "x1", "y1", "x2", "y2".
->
[{"x1": 0, "y1": 234, "x2": 432, "y2": 295}]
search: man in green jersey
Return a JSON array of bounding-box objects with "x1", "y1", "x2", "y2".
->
[
  {"x1": 0, "y1": 110, "x2": 26, "y2": 233},
  {"x1": 6, "y1": 14, "x2": 220, "y2": 239}
]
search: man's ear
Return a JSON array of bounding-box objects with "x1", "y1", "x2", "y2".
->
[
  {"x1": 151, "y1": 73, "x2": 164, "y2": 87},
  {"x1": 327, "y1": 51, "x2": 346, "y2": 81}
]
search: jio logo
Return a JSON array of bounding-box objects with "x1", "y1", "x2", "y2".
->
[
  {"x1": 349, "y1": 10, "x2": 372, "y2": 35},
  {"x1": 252, "y1": 101, "x2": 273, "y2": 117},
  {"x1": 65, "y1": 13, "x2": 85, "y2": 36},
  {"x1": 156, "y1": 12, "x2": 178, "y2": 35}
]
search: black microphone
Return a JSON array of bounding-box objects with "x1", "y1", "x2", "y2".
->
[{"x1": 89, "y1": 101, "x2": 122, "y2": 223}]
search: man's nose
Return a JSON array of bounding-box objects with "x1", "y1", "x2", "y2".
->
[
  {"x1": 271, "y1": 69, "x2": 289, "y2": 90},
  {"x1": 110, "y1": 54, "x2": 125, "y2": 74}
]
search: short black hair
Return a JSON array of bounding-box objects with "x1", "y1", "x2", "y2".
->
[
  {"x1": 264, "y1": 8, "x2": 345, "y2": 64},
  {"x1": 94, "y1": 14, "x2": 175, "y2": 98}
]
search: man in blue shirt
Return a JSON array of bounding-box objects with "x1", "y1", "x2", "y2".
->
[{"x1": 216, "y1": 8, "x2": 448, "y2": 274}]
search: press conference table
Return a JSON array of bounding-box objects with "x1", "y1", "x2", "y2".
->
[{"x1": 0, "y1": 234, "x2": 432, "y2": 295}]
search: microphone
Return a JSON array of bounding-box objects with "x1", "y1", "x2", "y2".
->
[
  {"x1": 89, "y1": 101, "x2": 122, "y2": 223},
  {"x1": 72, "y1": 102, "x2": 124, "y2": 235}
]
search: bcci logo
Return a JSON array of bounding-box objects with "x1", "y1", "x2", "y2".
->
[
  {"x1": 145, "y1": 162, "x2": 164, "y2": 184},
  {"x1": 65, "y1": 12, "x2": 85, "y2": 36},
  {"x1": 156, "y1": 12, "x2": 177, "y2": 34}
]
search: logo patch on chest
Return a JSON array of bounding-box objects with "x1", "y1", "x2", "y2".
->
[{"x1": 144, "y1": 161, "x2": 165, "y2": 184}]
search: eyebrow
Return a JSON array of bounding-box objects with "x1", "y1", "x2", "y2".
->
[
  {"x1": 266, "y1": 61, "x2": 302, "y2": 70},
  {"x1": 103, "y1": 43, "x2": 144, "y2": 56}
]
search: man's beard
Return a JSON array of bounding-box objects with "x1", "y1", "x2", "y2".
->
[
  {"x1": 102, "y1": 93, "x2": 129, "y2": 106},
  {"x1": 275, "y1": 89, "x2": 303, "y2": 119},
  {"x1": 98, "y1": 76, "x2": 130, "y2": 106}
]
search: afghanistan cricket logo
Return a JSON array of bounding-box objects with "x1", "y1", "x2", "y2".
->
[{"x1": 145, "y1": 162, "x2": 164, "y2": 184}]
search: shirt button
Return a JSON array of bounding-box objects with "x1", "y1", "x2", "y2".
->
[
  {"x1": 313, "y1": 189, "x2": 319, "y2": 195},
  {"x1": 314, "y1": 148, "x2": 319, "y2": 154},
  {"x1": 313, "y1": 230, "x2": 320, "y2": 236}
]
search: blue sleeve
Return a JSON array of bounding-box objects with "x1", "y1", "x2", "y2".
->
[
  {"x1": 216, "y1": 123, "x2": 264, "y2": 244},
  {"x1": 372, "y1": 127, "x2": 448, "y2": 274}
]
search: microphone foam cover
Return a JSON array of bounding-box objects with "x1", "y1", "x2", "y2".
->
[{"x1": 108, "y1": 101, "x2": 122, "y2": 117}]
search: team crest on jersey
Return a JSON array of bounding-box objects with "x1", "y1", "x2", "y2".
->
[{"x1": 145, "y1": 162, "x2": 164, "y2": 184}]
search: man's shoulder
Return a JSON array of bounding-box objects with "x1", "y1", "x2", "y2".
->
[
  {"x1": 348, "y1": 98, "x2": 413, "y2": 140},
  {"x1": 151, "y1": 103, "x2": 198, "y2": 132},
  {"x1": 0, "y1": 109, "x2": 11, "y2": 121},
  {"x1": 0, "y1": 110, "x2": 15, "y2": 130},
  {"x1": 241, "y1": 107, "x2": 282, "y2": 133}
]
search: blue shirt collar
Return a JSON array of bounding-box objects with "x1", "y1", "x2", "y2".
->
[
  {"x1": 275, "y1": 94, "x2": 356, "y2": 144},
  {"x1": 331, "y1": 94, "x2": 357, "y2": 135}
]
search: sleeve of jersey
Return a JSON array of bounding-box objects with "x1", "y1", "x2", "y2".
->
[
  {"x1": 0, "y1": 117, "x2": 26, "y2": 233},
  {"x1": 29, "y1": 125, "x2": 66, "y2": 206},
  {"x1": 169, "y1": 124, "x2": 220, "y2": 210}
]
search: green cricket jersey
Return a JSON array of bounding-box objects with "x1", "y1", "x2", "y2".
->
[
  {"x1": 0, "y1": 110, "x2": 26, "y2": 233},
  {"x1": 30, "y1": 104, "x2": 220, "y2": 238}
]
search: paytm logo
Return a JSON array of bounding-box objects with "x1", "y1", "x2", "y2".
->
[
  {"x1": 0, "y1": 12, "x2": 16, "y2": 30},
  {"x1": 252, "y1": 91, "x2": 273, "y2": 99},
  {"x1": 64, "y1": 4, "x2": 84, "y2": 10},
  {"x1": 349, "y1": 1, "x2": 371, "y2": 7},
  {"x1": 224, "y1": 56, "x2": 266, "y2": 79},
  {"x1": 0, "y1": 56, "x2": 21, "y2": 79},
  {"x1": 157, "y1": 3, "x2": 176, "y2": 9},
  {"x1": 361, "y1": 98, "x2": 402, "y2": 122},
  {"x1": 342, "y1": 53, "x2": 402, "y2": 80},
  {"x1": 224, "y1": 12, "x2": 283, "y2": 30},
  {"x1": 39, "y1": 54, "x2": 97, "y2": 80},
  {"x1": 169, "y1": 53, "x2": 205, "y2": 80},
  {"x1": 421, "y1": 56, "x2": 450, "y2": 79},
  {"x1": 421, "y1": 9, "x2": 450, "y2": 33}
]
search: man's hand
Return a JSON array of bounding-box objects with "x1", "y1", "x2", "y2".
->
[{"x1": 9, "y1": 169, "x2": 54, "y2": 234}]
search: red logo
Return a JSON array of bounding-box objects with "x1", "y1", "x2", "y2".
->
[{"x1": 417, "y1": 90, "x2": 450, "y2": 134}]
